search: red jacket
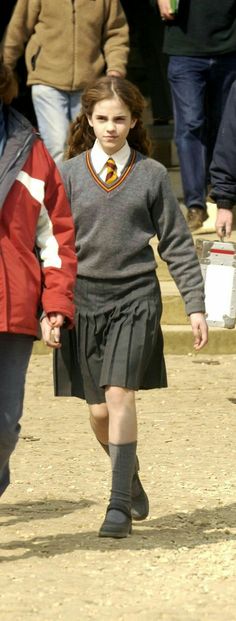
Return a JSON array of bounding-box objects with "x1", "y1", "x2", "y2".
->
[{"x1": 0, "y1": 107, "x2": 77, "y2": 336}]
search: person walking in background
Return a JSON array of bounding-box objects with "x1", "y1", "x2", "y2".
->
[
  {"x1": 210, "y1": 80, "x2": 236, "y2": 239},
  {"x1": 56, "y1": 75, "x2": 208, "y2": 539},
  {"x1": 3, "y1": 0, "x2": 129, "y2": 163},
  {"x1": 157, "y1": 0, "x2": 236, "y2": 232},
  {"x1": 0, "y1": 59, "x2": 77, "y2": 497},
  {"x1": 0, "y1": 0, "x2": 16, "y2": 42},
  {"x1": 121, "y1": 0, "x2": 172, "y2": 125}
]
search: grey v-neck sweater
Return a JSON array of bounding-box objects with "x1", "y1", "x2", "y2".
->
[{"x1": 59, "y1": 150, "x2": 205, "y2": 316}]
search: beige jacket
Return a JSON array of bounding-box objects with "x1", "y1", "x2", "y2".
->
[{"x1": 3, "y1": 0, "x2": 129, "y2": 91}]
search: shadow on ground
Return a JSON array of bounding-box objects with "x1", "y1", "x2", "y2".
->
[
  {"x1": 0, "y1": 500, "x2": 236, "y2": 561},
  {"x1": 0, "y1": 498, "x2": 95, "y2": 527}
]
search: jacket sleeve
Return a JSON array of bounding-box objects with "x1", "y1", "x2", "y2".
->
[
  {"x1": 35, "y1": 142, "x2": 77, "y2": 325},
  {"x1": 149, "y1": 165, "x2": 205, "y2": 316},
  {"x1": 3, "y1": 0, "x2": 40, "y2": 70},
  {"x1": 210, "y1": 80, "x2": 236, "y2": 209},
  {"x1": 102, "y1": 0, "x2": 129, "y2": 76}
]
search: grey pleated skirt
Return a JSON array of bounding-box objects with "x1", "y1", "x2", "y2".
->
[{"x1": 54, "y1": 271, "x2": 167, "y2": 404}]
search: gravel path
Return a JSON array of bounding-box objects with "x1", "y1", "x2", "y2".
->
[{"x1": 1, "y1": 353, "x2": 236, "y2": 621}]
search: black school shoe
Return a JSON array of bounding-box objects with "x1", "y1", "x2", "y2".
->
[
  {"x1": 99, "y1": 504, "x2": 132, "y2": 539},
  {"x1": 131, "y1": 459, "x2": 149, "y2": 521}
]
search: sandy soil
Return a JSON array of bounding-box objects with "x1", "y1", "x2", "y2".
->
[{"x1": 1, "y1": 352, "x2": 236, "y2": 621}]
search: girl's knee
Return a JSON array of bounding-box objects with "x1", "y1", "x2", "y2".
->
[
  {"x1": 105, "y1": 386, "x2": 135, "y2": 408},
  {"x1": 89, "y1": 403, "x2": 108, "y2": 422}
]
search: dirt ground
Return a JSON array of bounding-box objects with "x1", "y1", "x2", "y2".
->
[{"x1": 1, "y1": 352, "x2": 236, "y2": 621}]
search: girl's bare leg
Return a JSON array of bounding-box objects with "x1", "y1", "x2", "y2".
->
[
  {"x1": 89, "y1": 388, "x2": 148, "y2": 533},
  {"x1": 105, "y1": 386, "x2": 137, "y2": 444},
  {"x1": 89, "y1": 387, "x2": 137, "y2": 444},
  {"x1": 89, "y1": 403, "x2": 109, "y2": 446},
  {"x1": 96, "y1": 386, "x2": 137, "y2": 537}
]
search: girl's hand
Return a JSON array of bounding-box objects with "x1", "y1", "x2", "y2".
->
[
  {"x1": 157, "y1": 0, "x2": 175, "y2": 20},
  {"x1": 41, "y1": 312, "x2": 65, "y2": 349},
  {"x1": 189, "y1": 313, "x2": 208, "y2": 351},
  {"x1": 215, "y1": 208, "x2": 233, "y2": 240}
]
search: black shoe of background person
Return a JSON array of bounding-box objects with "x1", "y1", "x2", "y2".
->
[
  {"x1": 99, "y1": 504, "x2": 132, "y2": 539},
  {"x1": 187, "y1": 207, "x2": 208, "y2": 232}
]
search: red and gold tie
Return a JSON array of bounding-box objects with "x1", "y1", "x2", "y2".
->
[{"x1": 105, "y1": 157, "x2": 118, "y2": 184}]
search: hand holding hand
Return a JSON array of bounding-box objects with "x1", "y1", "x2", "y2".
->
[
  {"x1": 190, "y1": 313, "x2": 208, "y2": 351},
  {"x1": 41, "y1": 312, "x2": 65, "y2": 349}
]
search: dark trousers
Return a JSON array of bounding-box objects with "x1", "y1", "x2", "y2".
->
[
  {"x1": 168, "y1": 54, "x2": 236, "y2": 209},
  {"x1": 0, "y1": 333, "x2": 34, "y2": 496},
  {"x1": 137, "y1": 3, "x2": 172, "y2": 120}
]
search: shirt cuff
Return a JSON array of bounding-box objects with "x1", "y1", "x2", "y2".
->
[{"x1": 217, "y1": 200, "x2": 234, "y2": 210}]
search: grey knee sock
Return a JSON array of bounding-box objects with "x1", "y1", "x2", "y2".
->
[
  {"x1": 108, "y1": 441, "x2": 137, "y2": 517},
  {"x1": 99, "y1": 441, "x2": 139, "y2": 480}
]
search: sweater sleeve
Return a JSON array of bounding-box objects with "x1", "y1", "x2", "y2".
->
[
  {"x1": 150, "y1": 167, "x2": 205, "y2": 316},
  {"x1": 35, "y1": 142, "x2": 77, "y2": 325},
  {"x1": 210, "y1": 80, "x2": 236, "y2": 208},
  {"x1": 3, "y1": 0, "x2": 40, "y2": 70},
  {"x1": 102, "y1": 0, "x2": 129, "y2": 76}
]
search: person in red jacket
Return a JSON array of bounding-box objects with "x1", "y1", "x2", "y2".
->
[{"x1": 0, "y1": 59, "x2": 77, "y2": 496}]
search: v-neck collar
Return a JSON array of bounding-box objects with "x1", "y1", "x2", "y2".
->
[{"x1": 86, "y1": 149, "x2": 136, "y2": 193}]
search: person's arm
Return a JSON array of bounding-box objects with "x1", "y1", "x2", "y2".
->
[
  {"x1": 34, "y1": 141, "x2": 77, "y2": 335},
  {"x1": 189, "y1": 313, "x2": 208, "y2": 351},
  {"x1": 151, "y1": 168, "x2": 205, "y2": 315},
  {"x1": 149, "y1": 165, "x2": 208, "y2": 349},
  {"x1": 210, "y1": 81, "x2": 236, "y2": 238},
  {"x1": 103, "y1": 0, "x2": 129, "y2": 78},
  {"x1": 3, "y1": 0, "x2": 40, "y2": 70}
]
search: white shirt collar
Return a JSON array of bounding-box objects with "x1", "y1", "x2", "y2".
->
[{"x1": 90, "y1": 139, "x2": 131, "y2": 177}]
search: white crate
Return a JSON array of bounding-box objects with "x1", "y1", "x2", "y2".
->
[{"x1": 196, "y1": 239, "x2": 236, "y2": 328}]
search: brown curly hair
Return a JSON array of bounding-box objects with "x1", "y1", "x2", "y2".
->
[
  {"x1": 66, "y1": 76, "x2": 151, "y2": 159},
  {"x1": 0, "y1": 58, "x2": 18, "y2": 104}
]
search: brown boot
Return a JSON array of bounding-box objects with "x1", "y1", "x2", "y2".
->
[{"x1": 187, "y1": 207, "x2": 208, "y2": 232}]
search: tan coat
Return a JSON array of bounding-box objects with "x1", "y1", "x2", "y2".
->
[{"x1": 3, "y1": 0, "x2": 129, "y2": 91}]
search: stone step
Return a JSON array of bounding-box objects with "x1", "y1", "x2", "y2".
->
[
  {"x1": 162, "y1": 324, "x2": 236, "y2": 355},
  {"x1": 151, "y1": 238, "x2": 172, "y2": 281},
  {"x1": 161, "y1": 281, "x2": 187, "y2": 325},
  {"x1": 33, "y1": 323, "x2": 236, "y2": 356}
]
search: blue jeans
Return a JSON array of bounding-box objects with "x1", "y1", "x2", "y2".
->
[
  {"x1": 32, "y1": 85, "x2": 82, "y2": 163},
  {"x1": 168, "y1": 54, "x2": 236, "y2": 209},
  {"x1": 0, "y1": 334, "x2": 34, "y2": 496}
]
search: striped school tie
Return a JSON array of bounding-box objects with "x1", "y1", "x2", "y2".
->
[{"x1": 105, "y1": 157, "x2": 118, "y2": 184}]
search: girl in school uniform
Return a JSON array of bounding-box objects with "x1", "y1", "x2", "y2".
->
[{"x1": 58, "y1": 76, "x2": 208, "y2": 538}]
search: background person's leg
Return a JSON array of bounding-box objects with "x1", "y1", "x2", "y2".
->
[
  {"x1": 206, "y1": 54, "x2": 236, "y2": 177},
  {"x1": 0, "y1": 334, "x2": 33, "y2": 496},
  {"x1": 69, "y1": 90, "x2": 82, "y2": 123},
  {"x1": 168, "y1": 56, "x2": 209, "y2": 212},
  {"x1": 32, "y1": 85, "x2": 70, "y2": 163}
]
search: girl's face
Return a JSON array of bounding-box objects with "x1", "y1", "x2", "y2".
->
[{"x1": 88, "y1": 96, "x2": 137, "y2": 155}]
